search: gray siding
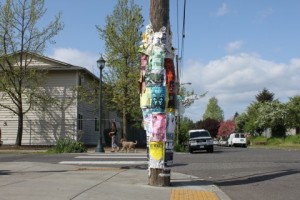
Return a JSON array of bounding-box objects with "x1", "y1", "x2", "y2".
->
[{"x1": 0, "y1": 70, "x2": 78, "y2": 145}]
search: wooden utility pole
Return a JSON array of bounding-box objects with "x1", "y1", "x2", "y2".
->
[
  {"x1": 147, "y1": 0, "x2": 172, "y2": 187},
  {"x1": 150, "y1": 0, "x2": 170, "y2": 33}
]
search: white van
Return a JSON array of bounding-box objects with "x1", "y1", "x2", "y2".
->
[{"x1": 227, "y1": 133, "x2": 247, "y2": 147}]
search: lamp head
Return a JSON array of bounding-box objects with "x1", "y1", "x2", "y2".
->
[{"x1": 97, "y1": 55, "x2": 106, "y2": 70}]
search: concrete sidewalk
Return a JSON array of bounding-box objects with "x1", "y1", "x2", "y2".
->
[{"x1": 0, "y1": 160, "x2": 231, "y2": 200}]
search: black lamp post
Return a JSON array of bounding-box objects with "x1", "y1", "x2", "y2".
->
[{"x1": 95, "y1": 55, "x2": 105, "y2": 153}]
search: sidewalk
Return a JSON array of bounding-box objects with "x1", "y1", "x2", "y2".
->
[{"x1": 0, "y1": 150, "x2": 231, "y2": 200}]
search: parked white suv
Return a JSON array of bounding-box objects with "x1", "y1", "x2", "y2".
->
[
  {"x1": 188, "y1": 129, "x2": 214, "y2": 153},
  {"x1": 228, "y1": 133, "x2": 247, "y2": 147}
]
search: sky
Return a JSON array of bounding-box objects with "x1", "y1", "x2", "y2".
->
[{"x1": 3, "y1": 0, "x2": 300, "y2": 122}]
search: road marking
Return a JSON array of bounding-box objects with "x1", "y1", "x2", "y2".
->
[
  {"x1": 76, "y1": 156, "x2": 147, "y2": 159},
  {"x1": 59, "y1": 161, "x2": 148, "y2": 165},
  {"x1": 88, "y1": 153, "x2": 146, "y2": 156}
]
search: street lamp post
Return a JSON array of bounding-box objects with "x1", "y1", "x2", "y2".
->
[{"x1": 95, "y1": 55, "x2": 106, "y2": 153}]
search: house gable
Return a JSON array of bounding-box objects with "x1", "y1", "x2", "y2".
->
[{"x1": 0, "y1": 52, "x2": 101, "y2": 145}]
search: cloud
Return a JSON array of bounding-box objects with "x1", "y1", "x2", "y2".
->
[
  {"x1": 48, "y1": 48, "x2": 100, "y2": 75},
  {"x1": 182, "y1": 53, "x2": 300, "y2": 121},
  {"x1": 216, "y1": 3, "x2": 229, "y2": 16},
  {"x1": 226, "y1": 40, "x2": 243, "y2": 53},
  {"x1": 253, "y1": 7, "x2": 274, "y2": 23}
]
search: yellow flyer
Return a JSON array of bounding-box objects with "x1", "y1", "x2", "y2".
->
[{"x1": 149, "y1": 142, "x2": 164, "y2": 161}]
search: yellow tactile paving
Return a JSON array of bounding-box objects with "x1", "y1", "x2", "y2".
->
[{"x1": 170, "y1": 189, "x2": 219, "y2": 200}]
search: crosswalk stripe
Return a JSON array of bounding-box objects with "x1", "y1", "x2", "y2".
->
[
  {"x1": 88, "y1": 153, "x2": 146, "y2": 156},
  {"x1": 75, "y1": 156, "x2": 147, "y2": 159},
  {"x1": 59, "y1": 161, "x2": 148, "y2": 165}
]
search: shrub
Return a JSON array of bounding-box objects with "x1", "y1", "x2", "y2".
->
[
  {"x1": 174, "y1": 144, "x2": 186, "y2": 152},
  {"x1": 48, "y1": 138, "x2": 87, "y2": 153},
  {"x1": 250, "y1": 136, "x2": 268, "y2": 145},
  {"x1": 284, "y1": 135, "x2": 300, "y2": 144},
  {"x1": 267, "y1": 137, "x2": 284, "y2": 145}
]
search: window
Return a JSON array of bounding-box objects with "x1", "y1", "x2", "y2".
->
[
  {"x1": 78, "y1": 114, "x2": 83, "y2": 130},
  {"x1": 95, "y1": 117, "x2": 99, "y2": 131},
  {"x1": 78, "y1": 75, "x2": 84, "y2": 86}
]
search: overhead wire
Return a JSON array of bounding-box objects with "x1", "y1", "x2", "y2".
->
[
  {"x1": 180, "y1": 0, "x2": 187, "y2": 83},
  {"x1": 175, "y1": 0, "x2": 187, "y2": 84},
  {"x1": 176, "y1": 0, "x2": 180, "y2": 53}
]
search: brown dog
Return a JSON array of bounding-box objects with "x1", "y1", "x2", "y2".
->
[{"x1": 119, "y1": 138, "x2": 138, "y2": 153}]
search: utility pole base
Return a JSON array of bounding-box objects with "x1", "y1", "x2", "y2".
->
[{"x1": 148, "y1": 168, "x2": 171, "y2": 187}]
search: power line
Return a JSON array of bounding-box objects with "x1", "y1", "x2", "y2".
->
[
  {"x1": 180, "y1": 0, "x2": 187, "y2": 83},
  {"x1": 180, "y1": 0, "x2": 186, "y2": 61},
  {"x1": 176, "y1": 0, "x2": 180, "y2": 53}
]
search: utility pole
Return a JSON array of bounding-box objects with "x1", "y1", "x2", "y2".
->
[{"x1": 139, "y1": 0, "x2": 174, "y2": 186}]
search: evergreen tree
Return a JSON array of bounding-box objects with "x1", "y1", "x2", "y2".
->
[
  {"x1": 96, "y1": 0, "x2": 144, "y2": 139},
  {"x1": 203, "y1": 97, "x2": 224, "y2": 122},
  {"x1": 256, "y1": 88, "x2": 274, "y2": 102}
]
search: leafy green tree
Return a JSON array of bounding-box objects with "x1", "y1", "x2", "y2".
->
[
  {"x1": 256, "y1": 88, "x2": 275, "y2": 102},
  {"x1": 0, "y1": 0, "x2": 63, "y2": 146},
  {"x1": 96, "y1": 0, "x2": 144, "y2": 139},
  {"x1": 235, "y1": 112, "x2": 247, "y2": 133},
  {"x1": 245, "y1": 102, "x2": 263, "y2": 134},
  {"x1": 238, "y1": 101, "x2": 288, "y2": 137},
  {"x1": 176, "y1": 117, "x2": 194, "y2": 146},
  {"x1": 286, "y1": 95, "x2": 300, "y2": 134},
  {"x1": 203, "y1": 97, "x2": 224, "y2": 121},
  {"x1": 256, "y1": 101, "x2": 288, "y2": 137}
]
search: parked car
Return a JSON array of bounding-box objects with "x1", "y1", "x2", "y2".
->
[
  {"x1": 228, "y1": 133, "x2": 247, "y2": 147},
  {"x1": 213, "y1": 139, "x2": 219, "y2": 145},
  {"x1": 218, "y1": 139, "x2": 228, "y2": 146},
  {"x1": 188, "y1": 129, "x2": 214, "y2": 153}
]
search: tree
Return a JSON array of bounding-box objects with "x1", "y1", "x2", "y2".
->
[
  {"x1": 256, "y1": 101, "x2": 288, "y2": 137},
  {"x1": 203, "y1": 97, "x2": 224, "y2": 121},
  {"x1": 97, "y1": 0, "x2": 144, "y2": 139},
  {"x1": 244, "y1": 102, "x2": 263, "y2": 134},
  {"x1": 0, "y1": 0, "x2": 63, "y2": 146},
  {"x1": 287, "y1": 95, "x2": 300, "y2": 134},
  {"x1": 256, "y1": 88, "x2": 274, "y2": 102},
  {"x1": 176, "y1": 117, "x2": 194, "y2": 146},
  {"x1": 238, "y1": 101, "x2": 288, "y2": 137},
  {"x1": 218, "y1": 120, "x2": 236, "y2": 138},
  {"x1": 196, "y1": 118, "x2": 220, "y2": 138},
  {"x1": 235, "y1": 112, "x2": 247, "y2": 133}
]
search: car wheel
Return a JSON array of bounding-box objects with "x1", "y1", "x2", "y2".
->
[{"x1": 189, "y1": 148, "x2": 193, "y2": 153}]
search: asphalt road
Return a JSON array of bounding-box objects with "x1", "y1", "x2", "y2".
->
[
  {"x1": 172, "y1": 146, "x2": 300, "y2": 200},
  {"x1": 1, "y1": 146, "x2": 300, "y2": 200}
]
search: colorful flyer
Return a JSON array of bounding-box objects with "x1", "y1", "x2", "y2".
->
[
  {"x1": 149, "y1": 141, "x2": 165, "y2": 169},
  {"x1": 151, "y1": 113, "x2": 166, "y2": 141}
]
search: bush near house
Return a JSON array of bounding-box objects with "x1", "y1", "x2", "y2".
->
[
  {"x1": 250, "y1": 135, "x2": 300, "y2": 148},
  {"x1": 47, "y1": 138, "x2": 87, "y2": 153}
]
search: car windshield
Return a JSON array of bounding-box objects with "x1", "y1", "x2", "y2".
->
[{"x1": 190, "y1": 131, "x2": 210, "y2": 138}]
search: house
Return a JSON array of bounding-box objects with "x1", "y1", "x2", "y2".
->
[{"x1": 0, "y1": 52, "x2": 121, "y2": 146}]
